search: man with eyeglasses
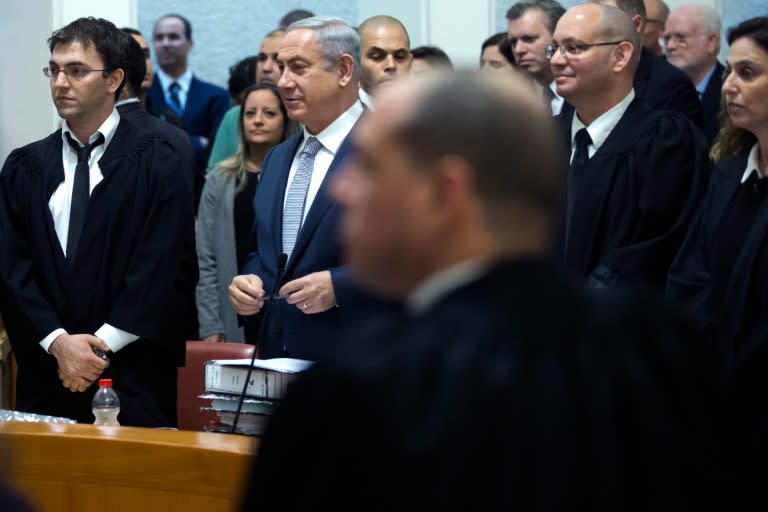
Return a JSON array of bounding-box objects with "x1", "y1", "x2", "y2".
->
[
  {"x1": 207, "y1": 30, "x2": 286, "y2": 170},
  {"x1": 550, "y1": 3, "x2": 710, "y2": 289},
  {"x1": 0, "y1": 17, "x2": 197, "y2": 426},
  {"x1": 590, "y1": 0, "x2": 704, "y2": 130},
  {"x1": 664, "y1": 5, "x2": 723, "y2": 146}
]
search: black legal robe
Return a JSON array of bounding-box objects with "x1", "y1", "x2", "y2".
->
[
  {"x1": 0, "y1": 119, "x2": 198, "y2": 426},
  {"x1": 558, "y1": 99, "x2": 711, "y2": 289},
  {"x1": 241, "y1": 260, "x2": 717, "y2": 511}
]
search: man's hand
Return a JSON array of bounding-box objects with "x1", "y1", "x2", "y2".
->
[
  {"x1": 280, "y1": 271, "x2": 336, "y2": 314},
  {"x1": 229, "y1": 274, "x2": 266, "y2": 316},
  {"x1": 49, "y1": 333, "x2": 110, "y2": 392},
  {"x1": 201, "y1": 334, "x2": 224, "y2": 343}
]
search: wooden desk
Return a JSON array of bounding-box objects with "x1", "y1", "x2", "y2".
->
[{"x1": 0, "y1": 422, "x2": 257, "y2": 512}]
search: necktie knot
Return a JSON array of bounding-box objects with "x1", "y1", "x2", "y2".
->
[
  {"x1": 302, "y1": 136, "x2": 323, "y2": 157},
  {"x1": 574, "y1": 128, "x2": 592, "y2": 153},
  {"x1": 65, "y1": 132, "x2": 105, "y2": 164}
]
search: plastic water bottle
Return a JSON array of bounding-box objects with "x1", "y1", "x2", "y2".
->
[{"x1": 92, "y1": 378, "x2": 120, "y2": 426}]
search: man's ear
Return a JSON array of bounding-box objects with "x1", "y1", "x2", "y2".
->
[
  {"x1": 337, "y1": 54, "x2": 355, "y2": 87},
  {"x1": 632, "y1": 13, "x2": 644, "y2": 34},
  {"x1": 613, "y1": 41, "x2": 634, "y2": 73},
  {"x1": 106, "y1": 68, "x2": 125, "y2": 95}
]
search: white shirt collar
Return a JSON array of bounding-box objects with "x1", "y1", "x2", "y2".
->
[
  {"x1": 300, "y1": 100, "x2": 364, "y2": 156},
  {"x1": 359, "y1": 87, "x2": 375, "y2": 110},
  {"x1": 61, "y1": 108, "x2": 120, "y2": 148},
  {"x1": 741, "y1": 143, "x2": 766, "y2": 183},
  {"x1": 571, "y1": 89, "x2": 635, "y2": 154},
  {"x1": 407, "y1": 260, "x2": 487, "y2": 315},
  {"x1": 115, "y1": 97, "x2": 141, "y2": 107},
  {"x1": 548, "y1": 80, "x2": 565, "y2": 116},
  {"x1": 155, "y1": 67, "x2": 193, "y2": 93}
]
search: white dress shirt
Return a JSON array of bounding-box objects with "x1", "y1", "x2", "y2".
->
[
  {"x1": 741, "y1": 143, "x2": 767, "y2": 183},
  {"x1": 570, "y1": 89, "x2": 636, "y2": 162},
  {"x1": 283, "y1": 100, "x2": 364, "y2": 224},
  {"x1": 41, "y1": 109, "x2": 139, "y2": 354}
]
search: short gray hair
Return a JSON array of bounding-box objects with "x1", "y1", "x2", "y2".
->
[
  {"x1": 287, "y1": 16, "x2": 361, "y2": 82},
  {"x1": 696, "y1": 5, "x2": 722, "y2": 53}
]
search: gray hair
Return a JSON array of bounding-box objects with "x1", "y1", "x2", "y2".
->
[
  {"x1": 696, "y1": 5, "x2": 722, "y2": 53},
  {"x1": 287, "y1": 16, "x2": 361, "y2": 82}
]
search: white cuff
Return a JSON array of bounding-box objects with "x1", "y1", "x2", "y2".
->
[
  {"x1": 40, "y1": 328, "x2": 67, "y2": 353},
  {"x1": 94, "y1": 324, "x2": 139, "y2": 353}
]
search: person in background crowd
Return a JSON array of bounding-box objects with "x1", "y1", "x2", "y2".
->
[
  {"x1": 279, "y1": 9, "x2": 315, "y2": 31},
  {"x1": 147, "y1": 13, "x2": 230, "y2": 206},
  {"x1": 643, "y1": 0, "x2": 669, "y2": 56},
  {"x1": 481, "y1": 32, "x2": 517, "y2": 73},
  {"x1": 227, "y1": 55, "x2": 259, "y2": 105},
  {"x1": 208, "y1": 30, "x2": 286, "y2": 170},
  {"x1": 664, "y1": 4, "x2": 724, "y2": 145},
  {"x1": 357, "y1": 15, "x2": 412, "y2": 108},
  {"x1": 410, "y1": 45, "x2": 453, "y2": 74},
  {"x1": 506, "y1": 0, "x2": 566, "y2": 115},
  {"x1": 197, "y1": 84, "x2": 295, "y2": 343}
]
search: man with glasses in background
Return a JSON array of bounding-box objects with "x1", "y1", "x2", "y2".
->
[
  {"x1": 550, "y1": 3, "x2": 709, "y2": 289},
  {"x1": 642, "y1": 0, "x2": 669, "y2": 56},
  {"x1": 0, "y1": 17, "x2": 197, "y2": 426}
]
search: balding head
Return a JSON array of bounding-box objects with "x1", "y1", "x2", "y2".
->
[
  {"x1": 551, "y1": 4, "x2": 638, "y2": 123},
  {"x1": 332, "y1": 71, "x2": 562, "y2": 297},
  {"x1": 358, "y1": 15, "x2": 412, "y2": 94},
  {"x1": 591, "y1": 0, "x2": 647, "y2": 35}
]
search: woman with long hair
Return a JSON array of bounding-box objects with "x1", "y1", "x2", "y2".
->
[{"x1": 196, "y1": 83, "x2": 295, "y2": 342}]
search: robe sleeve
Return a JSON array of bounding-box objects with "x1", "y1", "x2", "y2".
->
[
  {"x1": 105, "y1": 138, "x2": 197, "y2": 341},
  {"x1": 0, "y1": 147, "x2": 64, "y2": 352},
  {"x1": 588, "y1": 111, "x2": 711, "y2": 288}
]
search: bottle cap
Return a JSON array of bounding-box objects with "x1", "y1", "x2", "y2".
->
[{"x1": 98, "y1": 378, "x2": 112, "y2": 387}]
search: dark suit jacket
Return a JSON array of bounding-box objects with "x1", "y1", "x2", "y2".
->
[
  {"x1": 241, "y1": 127, "x2": 377, "y2": 360},
  {"x1": 0, "y1": 120, "x2": 198, "y2": 426},
  {"x1": 700, "y1": 62, "x2": 725, "y2": 147},
  {"x1": 146, "y1": 74, "x2": 230, "y2": 163},
  {"x1": 635, "y1": 47, "x2": 704, "y2": 130},
  {"x1": 558, "y1": 99, "x2": 710, "y2": 289},
  {"x1": 241, "y1": 259, "x2": 716, "y2": 511}
]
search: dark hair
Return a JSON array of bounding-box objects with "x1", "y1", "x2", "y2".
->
[
  {"x1": 121, "y1": 30, "x2": 146, "y2": 97},
  {"x1": 279, "y1": 9, "x2": 315, "y2": 30},
  {"x1": 228, "y1": 56, "x2": 259, "y2": 102},
  {"x1": 156, "y1": 14, "x2": 192, "y2": 40},
  {"x1": 411, "y1": 46, "x2": 453, "y2": 68},
  {"x1": 48, "y1": 17, "x2": 129, "y2": 100},
  {"x1": 121, "y1": 27, "x2": 141, "y2": 37},
  {"x1": 482, "y1": 32, "x2": 516, "y2": 67},
  {"x1": 711, "y1": 16, "x2": 768, "y2": 162},
  {"x1": 218, "y1": 83, "x2": 297, "y2": 191},
  {"x1": 506, "y1": 0, "x2": 566, "y2": 33}
]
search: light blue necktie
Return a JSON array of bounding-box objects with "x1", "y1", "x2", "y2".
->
[
  {"x1": 282, "y1": 136, "x2": 323, "y2": 259},
  {"x1": 168, "y1": 82, "x2": 182, "y2": 114}
]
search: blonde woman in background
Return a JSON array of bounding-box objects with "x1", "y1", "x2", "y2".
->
[{"x1": 196, "y1": 83, "x2": 295, "y2": 343}]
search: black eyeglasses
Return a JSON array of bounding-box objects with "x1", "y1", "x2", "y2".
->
[
  {"x1": 545, "y1": 41, "x2": 624, "y2": 59},
  {"x1": 43, "y1": 65, "x2": 108, "y2": 80}
]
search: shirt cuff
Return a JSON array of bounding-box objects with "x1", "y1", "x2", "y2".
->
[
  {"x1": 40, "y1": 328, "x2": 67, "y2": 353},
  {"x1": 95, "y1": 324, "x2": 139, "y2": 353}
]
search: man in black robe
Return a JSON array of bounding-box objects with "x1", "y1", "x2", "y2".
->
[
  {"x1": 551, "y1": 4, "x2": 709, "y2": 289},
  {"x1": 238, "y1": 72, "x2": 716, "y2": 510},
  {"x1": 0, "y1": 17, "x2": 197, "y2": 427}
]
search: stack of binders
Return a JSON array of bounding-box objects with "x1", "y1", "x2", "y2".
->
[{"x1": 201, "y1": 357, "x2": 313, "y2": 435}]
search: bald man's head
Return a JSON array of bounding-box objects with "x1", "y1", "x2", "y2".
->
[{"x1": 358, "y1": 15, "x2": 412, "y2": 94}]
